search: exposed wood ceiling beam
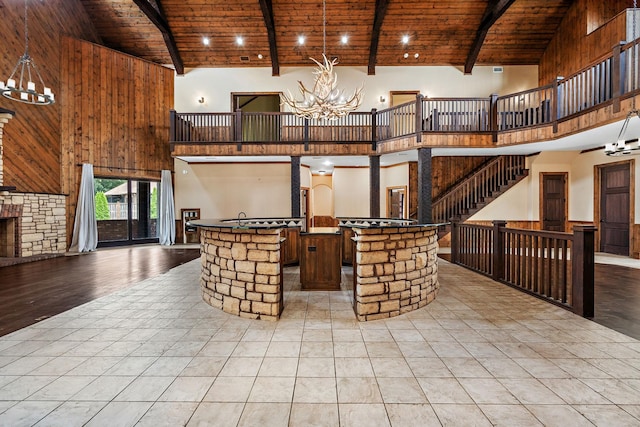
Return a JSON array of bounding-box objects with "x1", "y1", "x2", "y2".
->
[
  {"x1": 132, "y1": 0, "x2": 184, "y2": 75},
  {"x1": 367, "y1": 0, "x2": 390, "y2": 75},
  {"x1": 259, "y1": 0, "x2": 280, "y2": 76},
  {"x1": 464, "y1": 0, "x2": 516, "y2": 74}
]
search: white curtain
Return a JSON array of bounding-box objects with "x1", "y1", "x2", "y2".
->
[
  {"x1": 158, "y1": 169, "x2": 176, "y2": 245},
  {"x1": 70, "y1": 163, "x2": 98, "y2": 252}
]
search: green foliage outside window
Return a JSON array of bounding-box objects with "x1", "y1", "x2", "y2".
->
[
  {"x1": 94, "y1": 178, "x2": 126, "y2": 193},
  {"x1": 95, "y1": 192, "x2": 110, "y2": 220},
  {"x1": 151, "y1": 187, "x2": 158, "y2": 219}
]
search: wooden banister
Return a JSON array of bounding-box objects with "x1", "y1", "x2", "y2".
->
[{"x1": 451, "y1": 222, "x2": 596, "y2": 318}]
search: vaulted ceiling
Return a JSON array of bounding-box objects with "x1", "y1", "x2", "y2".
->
[{"x1": 79, "y1": 0, "x2": 575, "y2": 75}]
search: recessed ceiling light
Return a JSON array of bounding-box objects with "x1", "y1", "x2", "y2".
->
[
  {"x1": 323, "y1": 160, "x2": 332, "y2": 166},
  {"x1": 298, "y1": 35, "x2": 305, "y2": 45},
  {"x1": 236, "y1": 36, "x2": 244, "y2": 46},
  {"x1": 202, "y1": 37, "x2": 210, "y2": 46},
  {"x1": 318, "y1": 170, "x2": 326, "y2": 175},
  {"x1": 258, "y1": 53, "x2": 263, "y2": 59},
  {"x1": 414, "y1": 53, "x2": 419, "y2": 58},
  {"x1": 403, "y1": 52, "x2": 409, "y2": 59},
  {"x1": 341, "y1": 35, "x2": 348, "y2": 44},
  {"x1": 402, "y1": 35, "x2": 409, "y2": 44}
]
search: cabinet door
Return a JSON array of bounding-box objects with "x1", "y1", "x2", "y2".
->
[{"x1": 300, "y1": 234, "x2": 341, "y2": 290}]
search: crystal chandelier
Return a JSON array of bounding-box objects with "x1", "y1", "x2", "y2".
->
[
  {"x1": 605, "y1": 0, "x2": 638, "y2": 156},
  {"x1": 0, "y1": 0, "x2": 55, "y2": 106},
  {"x1": 282, "y1": 0, "x2": 363, "y2": 120}
]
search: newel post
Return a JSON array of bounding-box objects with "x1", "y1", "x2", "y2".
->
[
  {"x1": 169, "y1": 109, "x2": 176, "y2": 143},
  {"x1": 612, "y1": 42, "x2": 626, "y2": 114},
  {"x1": 572, "y1": 225, "x2": 596, "y2": 318},
  {"x1": 489, "y1": 94, "x2": 498, "y2": 143},
  {"x1": 303, "y1": 118, "x2": 310, "y2": 151},
  {"x1": 492, "y1": 220, "x2": 507, "y2": 281},
  {"x1": 235, "y1": 108, "x2": 243, "y2": 151},
  {"x1": 415, "y1": 94, "x2": 423, "y2": 142},
  {"x1": 552, "y1": 78, "x2": 560, "y2": 133},
  {"x1": 371, "y1": 108, "x2": 378, "y2": 150},
  {"x1": 450, "y1": 218, "x2": 460, "y2": 265}
]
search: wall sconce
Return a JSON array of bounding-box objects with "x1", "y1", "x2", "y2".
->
[
  {"x1": 379, "y1": 96, "x2": 386, "y2": 103},
  {"x1": 198, "y1": 96, "x2": 205, "y2": 104}
]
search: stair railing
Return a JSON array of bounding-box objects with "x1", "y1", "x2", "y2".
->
[{"x1": 432, "y1": 155, "x2": 527, "y2": 224}]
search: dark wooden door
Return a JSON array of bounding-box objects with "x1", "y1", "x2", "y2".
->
[
  {"x1": 600, "y1": 164, "x2": 630, "y2": 255},
  {"x1": 300, "y1": 232, "x2": 342, "y2": 291},
  {"x1": 542, "y1": 173, "x2": 566, "y2": 232}
]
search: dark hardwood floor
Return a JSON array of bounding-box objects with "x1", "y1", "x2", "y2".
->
[
  {"x1": 593, "y1": 263, "x2": 640, "y2": 340},
  {"x1": 0, "y1": 245, "x2": 200, "y2": 337}
]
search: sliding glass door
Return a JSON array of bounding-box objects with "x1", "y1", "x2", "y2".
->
[{"x1": 95, "y1": 177, "x2": 159, "y2": 246}]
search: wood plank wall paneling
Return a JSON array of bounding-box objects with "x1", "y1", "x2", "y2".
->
[
  {"x1": 539, "y1": 0, "x2": 631, "y2": 85},
  {"x1": 60, "y1": 37, "x2": 174, "y2": 246},
  {"x1": 431, "y1": 156, "x2": 493, "y2": 199},
  {"x1": 0, "y1": 0, "x2": 100, "y2": 194},
  {"x1": 633, "y1": 224, "x2": 640, "y2": 259}
]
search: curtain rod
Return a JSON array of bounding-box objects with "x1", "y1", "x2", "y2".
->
[{"x1": 76, "y1": 164, "x2": 168, "y2": 174}]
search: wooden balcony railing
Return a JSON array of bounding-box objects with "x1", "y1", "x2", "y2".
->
[
  {"x1": 170, "y1": 28, "x2": 640, "y2": 147},
  {"x1": 450, "y1": 220, "x2": 596, "y2": 317}
]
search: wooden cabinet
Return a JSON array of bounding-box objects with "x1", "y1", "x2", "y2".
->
[
  {"x1": 341, "y1": 227, "x2": 355, "y2": 265},
  {"x1": 181, "y1": 208, "x2": 200, "y2": 244},
  {"x1": 281, "y1": 228, "x2": 300, "y2": 265},
  {"x1": 300, "y1": 228, "x2": 342, "y2": 291}
]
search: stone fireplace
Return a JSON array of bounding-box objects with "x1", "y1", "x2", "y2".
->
[{"x1": 0, "y1": 110, "x2": 66, "y2": 258}]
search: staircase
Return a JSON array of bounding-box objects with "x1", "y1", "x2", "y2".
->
[{"x1": 432, "y1": 155, "x2": 528, "y2": 237}]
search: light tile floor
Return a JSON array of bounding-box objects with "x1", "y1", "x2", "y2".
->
[{"x1": 1, "y1": 259, "x2": 640, "y2": 426}]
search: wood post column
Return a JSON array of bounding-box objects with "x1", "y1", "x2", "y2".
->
[
  {"x1": 291, "y1": 156, "x2": 301, "y2": 217},
  {"x1": 370, "y1": 155, "x2": 380, "y2": 217},
  {"x1": 417, "y1": 147, "x2": 432, "y2": 223}
]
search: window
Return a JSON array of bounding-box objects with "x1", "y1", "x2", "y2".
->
[{"x1": 94, "y1": 177, "x2": 160, "y2": 246}]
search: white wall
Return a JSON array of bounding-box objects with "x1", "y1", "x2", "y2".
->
[
  {"x1": 469, "y1": 151, "x2": 640, "y2": 224},
  {"x1": 311, "y1": 175, "x2": 334, "y2": 217},
  {"x1": 380, "y1": 163, "x2": 410, "y2": 217},
  {"x1": 175, "y1": 65, "x2": 538, "y2": 112},
  {"x1": 174, "y1": 159, "x2": 291, "y2": 219},
  {"x1": 333, "y1": 167, "x2": 369, "y2": 217}
]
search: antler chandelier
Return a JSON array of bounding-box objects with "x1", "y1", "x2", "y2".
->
[
  {"x1": 282, "y1": 0, "x2": 363, "y2": 120},
  {"x1": 0, "y1": 0, "x2": 55, "y2": 106}
]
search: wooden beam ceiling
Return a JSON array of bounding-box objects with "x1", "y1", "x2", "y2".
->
[
  {"x1": 368, "y1": 0, "x2": 390, "y2": 75},
  {"x1": 464, "y1": 0, "x2": 516, "y2": 74},
  {"x1": 132, "y1": 0, "x2": 184, "y2": 74},
  {"x1": 79, "y1": 0, "x2": 578, "y2": 70},
  {"x1": 259, "y1": 0, "x2": 280, "y2": 76}
]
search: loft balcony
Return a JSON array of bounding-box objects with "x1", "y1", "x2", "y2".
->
[{"x1": 170, "y1": 39, "x2": 640, "y2": 157}]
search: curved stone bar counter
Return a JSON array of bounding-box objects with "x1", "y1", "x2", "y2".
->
[
  {"x1": 190, "y1": 217, "x2": 440, "y2": 322},
  {"x1": 338, "y1": 218, "x2": 440, "y2": 321},
  {"x1": 190, "y1": 218, "x2": 304, "y2": 321}
]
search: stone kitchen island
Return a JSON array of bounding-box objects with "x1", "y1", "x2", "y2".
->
[{"x1": 190, "y1": 217, "x2": 440, "y2": 321}]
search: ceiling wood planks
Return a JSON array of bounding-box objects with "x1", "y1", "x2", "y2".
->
[
  {"x1": 259, "y1": 0, "x2": 280, "y2": 76},
  {"x1": 368, "y1": 0, "x2": 391, "y2": 75},
  {"x1": 132, "y1": 0, "x2": 184, "y2": 74},
  {"x1": 464, "y1": 0, "x2": 517, "y2": 74},
  {"x1": 77, "y1": 0, "x2": 581, "y2": 70}
]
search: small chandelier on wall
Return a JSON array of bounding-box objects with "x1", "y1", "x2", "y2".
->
[
  {"x1": 282, "y1": 0, "x2": 363, "y2": 120},
  {"x1": 0, "y1": 0, "x2": 55, "y2": 106}
]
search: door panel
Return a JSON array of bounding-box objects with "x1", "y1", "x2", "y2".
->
[
  {"x1": 600, "y1": 164, "x2": 630, "y2": 255},
  {"x1": 542, "y1": 174, "x2": 566, "y2": 232}
]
